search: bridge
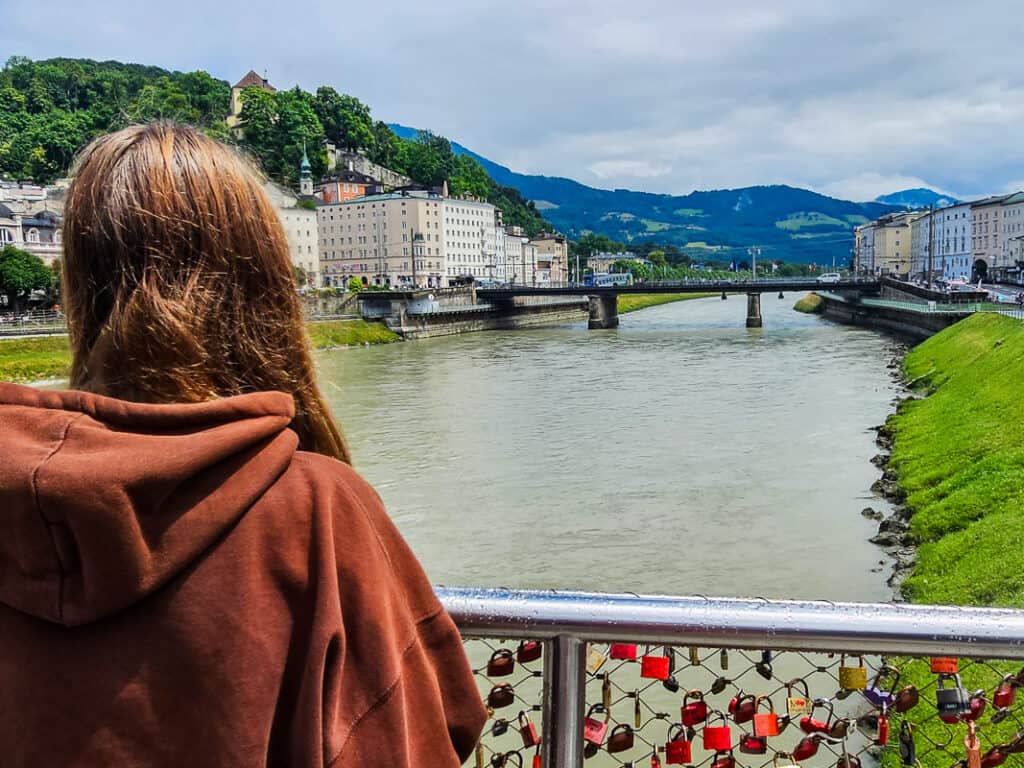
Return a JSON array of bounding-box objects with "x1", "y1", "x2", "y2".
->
[{"x1": 478, "y1": 278, "x2": 880, "y2": 328}]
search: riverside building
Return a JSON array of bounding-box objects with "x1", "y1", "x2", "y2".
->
[
  {"x1": 1000, "y1": 192, "x2": 1024, "y2": 281},
  {"x1": 317, "y1": 191, "x2": 446, "y2": 288},
  {"x1": 970, "y1": 195, "x2": 1009, "y2": 281},
  {"x1": 443, "y1": 198, "x2": 499, "y2": 282}
]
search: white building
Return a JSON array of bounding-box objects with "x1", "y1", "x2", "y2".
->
[
  {"x1": 936, "y1": 202, "x2": 973, "y2": 281},
  {"x1": 264, "y1": 182, "x2": 320, "y2": 288},
  {"x1": 504, "y1": 230, "x2": 526, "y2": 285},
  {"x1": 854, "y1": 224, "x2": 875, "y2": 274},
  {"x1": 442, "y1": 198, "x2": 499, "y2": 282},
  {"x1": 493, "y1": 215, "x2": 507, "y2": 282},
  {"x1": 910, "y1": 212, "x2": 931, "y2": 280}
]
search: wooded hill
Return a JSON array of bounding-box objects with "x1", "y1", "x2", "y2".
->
[{"x1": 0, "y1": 56, "x2": 551, "y2": 235}]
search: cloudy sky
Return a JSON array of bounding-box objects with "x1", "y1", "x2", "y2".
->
[{"x1": 7, "y1": 0, "x2": 1024, "y2": 201}]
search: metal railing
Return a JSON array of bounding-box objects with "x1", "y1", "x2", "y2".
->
[{"x1": 439, "y1": 588, "x2": 1024, "y2": 768}]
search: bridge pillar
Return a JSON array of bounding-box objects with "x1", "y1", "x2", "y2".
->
[
  {"x1": 721, "y1": 291, "x2": 728, "y2": 300},
  {"x1": 588, "y1": 294, "x2": 619, "y2": 329},
  {"x1": 746, "y1": 292, "x2": 763, "y2": 328}
]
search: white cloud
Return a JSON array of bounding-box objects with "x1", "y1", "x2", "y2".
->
[
  {"x1": 7, "y1": 0, "x2": 1024, "y2": 200},
  {"x1": 818, "y1": 174, "x2": 959, "y2": 203}
]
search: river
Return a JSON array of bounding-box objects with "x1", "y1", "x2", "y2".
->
[{"x1": 316, "y1": 294, "x2": 903, "y2": 603}]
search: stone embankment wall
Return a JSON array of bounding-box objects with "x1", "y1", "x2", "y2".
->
[
  {"x1": 398, "y1": 301, "x2": 588, "y2": 340},
  {"x1": 819, "y1": 295, "x2": 966, "y2": 340}
]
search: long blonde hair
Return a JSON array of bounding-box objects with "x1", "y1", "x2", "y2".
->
[{"x1": 62, "y1": 122, "x2": 350, "y2": 463}]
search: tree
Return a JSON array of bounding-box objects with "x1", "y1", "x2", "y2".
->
[
  {"x1": 313, "y1": 86, "x2": 374, "y2": 152},
  {"x1": 293, "y1": 264, "x2": 309, "y2": 288},
  {"x1": 347, "y1": 276, "x2": 363, "y2": 293},
  {"x1": 0, "y1": 246, "x2": 53, "y2": 313}
]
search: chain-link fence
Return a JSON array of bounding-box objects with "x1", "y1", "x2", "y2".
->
[{"x1": 443, "y1": 589, "x2": 1024, "y2": 768}]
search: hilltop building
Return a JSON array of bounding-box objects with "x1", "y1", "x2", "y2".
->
[
  {"x1": 316, "y1": 164, "x2": 382, "y2": 203},
  {"x1": 0, "y1": 204, "x2": 62, "y2": 266},
  {"x1": 226, "y1": 70, "x2": 275, "y2": 133}
]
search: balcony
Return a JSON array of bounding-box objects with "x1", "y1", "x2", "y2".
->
[{"x1": 441, "y1": 587, "x2": 1024, "y2": 768}]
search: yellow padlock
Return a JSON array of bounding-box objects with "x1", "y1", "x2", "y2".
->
[
  {"x1": 838, "y1": 655, "x2": 867, "y2": 690},
  {"x1": 587, "y1": 647, "x2": 608, "y2": 674}
]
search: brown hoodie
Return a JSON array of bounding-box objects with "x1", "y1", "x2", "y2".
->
[{"x1": 0, "y1": 382, "x2": 485, "y2": 767}]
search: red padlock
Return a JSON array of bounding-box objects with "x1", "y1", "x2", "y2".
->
[
  {"x1": 651, "y1": 753, "x2": 663, "y2": 768},
  {"x1": 641, "y1": 652, "x2": 671, "y2": 680},
  {"x1": 877, "y1": 711, "x2": 889, "y2": 746},
  {"x1": 487, "y1": 649, "x2": 515, "y2": 677},
  {"x1": 753, "y1": 695, "x2": 780, "y2": 737},
  {"x1": 518, "y1": 711, "x2": 540, "y2": 748},
  {"x1": 665, "y1": 724, "x2": 692, "y2": 765},
  {"x1": 995, "y1": 674, "x2": 1018, "y2": 709},
  {"x1": 729, "y1": 692, "x2": 757, "y2": 725},
  {"x1": 799, "y1": 700, "x2": 832, "y2": 734},
  {"x1": 583, "y1": 704, "x2": 610, "y2": 746},
  {"x1": 711, "y1": 750, "x2": 736, "y2": 768},
  {"x1": 703, "y1": 712, "x2": 733, "y2": 751},
  {"x1": 610, "y1": 643, "x2": 638, "y2": 660},
  {"x1": 982, "y1": 746, "x2": 1009, "y2": 768},
  {"x1": 964, "y1": 690, "x2": 987, "y2": 722},
  {"x1": 739, "y1": 734, "x2": 768, "y2": 755},
  {"x1": 930, "y1": 657, "x2": 959, "y2": 674},
  {"x1": 517, "y1": 640, "x2": 542, "y2": 664},
  {"x1": 681, "y1": 689, "x2": 709, "y2": 726},
  {"x1": 793, "y1": 735, "x2": 821, "y2": 761}
]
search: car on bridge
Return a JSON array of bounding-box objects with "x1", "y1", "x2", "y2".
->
[{"x1": 816, "y1": 272, "x2": 842, "y2": 284}]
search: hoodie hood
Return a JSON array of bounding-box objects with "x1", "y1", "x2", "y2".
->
[{"x1": 0, "y1": 382, "x2": 298, "y2": 626}]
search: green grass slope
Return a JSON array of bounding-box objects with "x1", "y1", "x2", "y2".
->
[{"x1": 890, "y1": 313, "x2": 1024, "y2": 606}]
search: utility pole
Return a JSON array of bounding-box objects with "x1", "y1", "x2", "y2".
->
[{"x1": 927, "y1": 203, "x2": 935, "y2": 289}]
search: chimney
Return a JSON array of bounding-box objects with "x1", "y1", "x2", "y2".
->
[{"x1": 348, "y1": 159, "x2": 354, "y2": 172}]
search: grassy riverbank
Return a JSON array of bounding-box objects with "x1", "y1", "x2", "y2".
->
[
  {"x1": 617, "y1": 293, "x2": 716, "y2": 314},
  {"x1": 880, "y1": 314, "x2": 1024, "y2": 768},
  {"x1": 0, "y1": 319, "x2": 399, "y2": 384},
  {"x1": 792, "y1": 292, "x2": 824, "y2": 313},
  {"x1": 306, "y1": 319, "x2": 400, "y2": 348},
  {"x1": 891, "y1": 313, "x2": 1024, "y2": 606}
]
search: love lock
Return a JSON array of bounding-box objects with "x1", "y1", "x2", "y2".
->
[
  {"x1": 487, "y1": 649, "x2": 516, "y2": 677},
  {"x1": 838, "y1": 656, "x2": 868, "y2": 691},
  {"x1": 606, "y1": 723, "x2": 635, "y2": 754},
  {"x1": 786, "y1": 678, "x2": 812, "y2": 717},
  {"x1": 753, "y1": 695, "x2": 780, "y2": 737},
  {"x1": 799, "y1": 699, "x2": 833, "y2": 735},
  {"x1": 665, "y1": 723, "x2": 692, "y2": 765},
  {"x1": 681, "y1": 690, "x2": 709, "y2": 727},
  {"x1": 518, "y1": 711, "x2": 540, "y2": 749},
  {"x1": 703, "y1": 711, "x2": 734, "y2": 751},
  {"x1": 729, "y1": 692, "x2": 756, "y2": 725},
  {"x1": 936, "y1": 673, "x2": 971, "y2": 724},
  {"x1": 864, "y1": 665, "x2": 901, "y2": 709}
]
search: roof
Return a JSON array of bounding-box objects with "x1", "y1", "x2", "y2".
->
[
  {"x1": 966, "y1": 194, "x2": 1011, "y2": 208},
  {"x1": 233, "y1": 70, "x2": 275, "y2": 92}
]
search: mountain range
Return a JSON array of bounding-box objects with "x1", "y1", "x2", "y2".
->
[
  {"x1": 392, "y1": 124, "x2": 911, "y2": 265},
  {"x1": 874, "y1": 188, "x2": 959, "y2": 208}
]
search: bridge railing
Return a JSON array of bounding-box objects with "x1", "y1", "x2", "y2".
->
[
  {"x1": 859, "y1": 297, "x2": 1024, "y2": 319},
  {"x1": 439, "y1": 587, "x2": 1024, "y2": 768}
]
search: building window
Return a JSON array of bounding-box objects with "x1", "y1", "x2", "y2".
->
[{"x1": 27, "y1": 228, "x2": 39, "y2": 243}]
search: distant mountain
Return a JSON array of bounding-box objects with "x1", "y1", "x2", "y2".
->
[
  {"x1": 391, "y1": 124, "x2": 898, "y2": 264},
  {"x1": 874, "y1": 188, "x2": 959, "y2": 209}
]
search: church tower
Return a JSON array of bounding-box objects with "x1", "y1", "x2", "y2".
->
[{"x1": 299, "y1": 144, "x2": 314, "y2": 197}]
